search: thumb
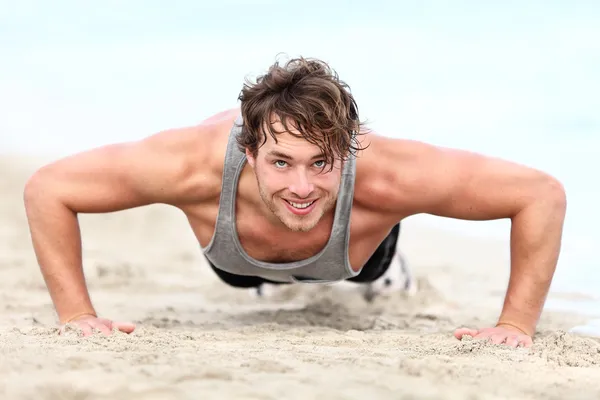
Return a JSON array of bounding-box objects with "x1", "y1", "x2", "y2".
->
[
  {"x1": 454, "y1": 327, "x2": 479, "y2": 340},
  {"x1": 112, "y1": 321, "x2": 136, "y2": 334}
]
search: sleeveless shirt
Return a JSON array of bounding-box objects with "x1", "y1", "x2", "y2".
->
[{"x1": 201, "y1": 115, "x2": 360, "y2": 283}]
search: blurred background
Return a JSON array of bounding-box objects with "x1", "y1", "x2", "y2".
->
[{"x1": 1, "y1": 1, "x2": 598, "y2": 312}]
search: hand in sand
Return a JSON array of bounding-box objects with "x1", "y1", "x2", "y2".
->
[
  {"x1": 454, "y1": 324, "x2": 533, "y2": 348},
  {"x1": 59, "y1": 314, "x2": 136, "y2": 337}
]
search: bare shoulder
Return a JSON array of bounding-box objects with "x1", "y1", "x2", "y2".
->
[
  {"x1": 354, "y1": 131, "x2": 444, "y2": 188},
  {"x1": 135, "y1": 117, "x2": 226, "y2": 203},
  {"x1": 353, "y1": 132, "x2": 431, "y2": 216},
  {"x1": 116, "y1": 108, "x2": 238, "y2": 206},
  {"x1": 181, "y1": 108, "x2": 240, "y2": 199},
  {"x1": 353, "y1": 129, "x2": 562, "y2": 221},
  {"x1": 26, "y1": 108, "x2": 238, "y2": 212}
]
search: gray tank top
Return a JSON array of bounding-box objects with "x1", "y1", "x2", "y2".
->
[{"x1": 202, "y1": 116, "x2": 360, "y2": 283}]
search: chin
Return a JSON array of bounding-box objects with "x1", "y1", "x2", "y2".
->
[
  {"x1": 263, "y1": 193, "x2": 333, "y2": 232},
  {"x1": 286, "y1": 221, "x2": 319, "y2": 233},
  {"x1": 277, "y1": 214, "x2": 315, "y2": 232},
  {"x1": 279, "y1": 212, "x2": 322, "y2": 233}
]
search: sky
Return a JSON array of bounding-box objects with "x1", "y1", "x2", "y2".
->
[
  {"x1": 1, "y1": 0, "x2": 599, "y2": 297},
  {"x1": 2, "y1": 0, "x2": 599, "y2": 153}
]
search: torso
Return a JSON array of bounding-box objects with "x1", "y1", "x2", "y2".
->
[{"x1": 178, "y1": 108, "x2": 404, "y2": 273}]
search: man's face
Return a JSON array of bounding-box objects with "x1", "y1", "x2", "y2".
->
[{"x1": 246, "y1": 119, "x2": 343, "y2": 232}]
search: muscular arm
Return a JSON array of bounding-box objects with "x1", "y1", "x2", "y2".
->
[
  {"x1": 23, "y1": 127, "x2": 215, "y2": 324},
  {"x1": 362, "y1": 136, "x2": 567, "y2": 336}
]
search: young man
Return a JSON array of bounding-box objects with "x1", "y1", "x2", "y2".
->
[{"x1": 23, "y1": 57, "x2": 566, "y2": 348}]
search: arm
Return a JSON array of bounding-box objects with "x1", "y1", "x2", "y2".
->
[
  {"x1": 364, "y1": 136, "x2": 566, "y2": 337},
  {"x1": 23, "y1": 127, "x2": 214, "y2": 325}
]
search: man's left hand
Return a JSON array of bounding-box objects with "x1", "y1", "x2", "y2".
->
[{"x1": 454, "y1": 325, "x2": 533, "y2": 348}]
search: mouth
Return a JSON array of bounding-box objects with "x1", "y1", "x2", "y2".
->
[{"x1": 282, "y1": 199, "x2": 318, "y2": 216}]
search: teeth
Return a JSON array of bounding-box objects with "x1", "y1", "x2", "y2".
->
[{"x1": 288, "y1": 201, "x2": 314, "y2": 209}]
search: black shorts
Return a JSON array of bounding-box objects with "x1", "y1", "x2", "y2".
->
[{"x1": 206, "y1": 223, "x2": 401, "y2": 288}]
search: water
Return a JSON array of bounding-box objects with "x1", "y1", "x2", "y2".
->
[{"x1": 1, "y1": 1, "x2": 598, "y2": 321}]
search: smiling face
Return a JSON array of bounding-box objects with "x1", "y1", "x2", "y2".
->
[{"x1": 245, "y1": 118, "x2": 343, "y2": 233}]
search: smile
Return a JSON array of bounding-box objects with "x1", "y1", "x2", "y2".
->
[
  {"x1": 283, "y1": 199, "x2": 318, "y2": 215},
  {"x1": 287, "y1": 200, "x2": 314, "y2": 209}
]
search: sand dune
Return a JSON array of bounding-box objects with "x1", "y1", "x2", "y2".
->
[{"x1": 1, "y1": 155, "x2": 599, "y2": 400}]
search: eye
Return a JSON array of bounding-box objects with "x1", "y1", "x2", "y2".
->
[
  {"x1": 313, "y1": 160, "x2": 326, "y2": 168},
  {"x1": 274, "y1": 160, "x2": 287, "y2": 168}
]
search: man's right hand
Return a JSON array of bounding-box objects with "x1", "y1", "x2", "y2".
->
[
  {"x1": 60, "y1": 314, "x2": 136, "y2": 337},
  {"x1": 23, "y1": 126, "x2": 215, "y2": 339}
]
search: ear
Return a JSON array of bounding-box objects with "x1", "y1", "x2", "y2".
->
[{"x1": 245, "y1": 148, "x2": 255, "y2": 167}]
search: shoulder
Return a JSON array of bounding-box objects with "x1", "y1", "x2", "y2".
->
[
  {"x1": 137, "y1": 108, "x2": 239, "y2": 206},
  {"x1": 23, "y1": 108, "x2": 239, "y2": 214},
  {"x1": 353, "y1": 127, "x2": 566, "y2": 225},
  {"x1": 143, "y1": 108, "x2": 237, "y2": 158},
  {"x1": 353, "y1": 130, "x2": 445, "y2": 217}
]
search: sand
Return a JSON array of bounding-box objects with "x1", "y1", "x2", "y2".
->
[{"x1": 1, "y1": 155, "x2": 599, "y2": 400}]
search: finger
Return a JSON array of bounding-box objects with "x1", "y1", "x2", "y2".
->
[
  {"x1": 454, "y1": 328, "x2": 479, "y2": 339},
  {"x1": 113, "y1": 321, "x2": 136, "y2": 334},
  {"x1": 88, "y1": 320, "x2": 113, "y2": 336},
  {"x1": 473, "y1": 331, "x2": 492, "y2": 340},
  {"x1": 519, "y1": 336, "x2": 533, "y2": 348},
  {"x1": 505, "y1": 335, "x2": 520, "y2": 348},
  {"x1": 97, "y1": 318, "x2": 114, "y2": 327},
  {"x1": 489, "y1": 333, "x2": 507, "y2": 345},
  {"x1": 77, "y1": 322, "x2": 94, "y2": 337}
]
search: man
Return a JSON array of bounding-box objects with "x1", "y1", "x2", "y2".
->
[{"x1": 23, "y1": 57, "x2": 566, "y2": 348}]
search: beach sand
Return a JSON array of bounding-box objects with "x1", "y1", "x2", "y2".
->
[{"x1": 1, "y1": 155, "x2": 599, "y2": 400}]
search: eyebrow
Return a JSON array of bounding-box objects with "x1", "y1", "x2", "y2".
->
[{"x1": 266, "y1": 150, "x2": 324, "y2": 161}]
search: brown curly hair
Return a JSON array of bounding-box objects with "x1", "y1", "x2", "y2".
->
[{"x1": 236, "y1": 56, "x2": 368, "y2": 170}]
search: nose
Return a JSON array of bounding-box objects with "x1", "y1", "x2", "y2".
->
[{"x1": 288, "y1": 168, "x2": 315, "y2": 198}]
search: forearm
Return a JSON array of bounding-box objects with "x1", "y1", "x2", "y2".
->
[
  {"x1": 24, "y1": 191, "x2": 96, "y2": 324},
  {"x1": 498, "y1": 190, "x2": 567, "y2": 336}
]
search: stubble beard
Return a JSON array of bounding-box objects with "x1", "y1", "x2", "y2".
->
[{"x1": 256, "y1": 181, "x2": 336, "y2": 233}]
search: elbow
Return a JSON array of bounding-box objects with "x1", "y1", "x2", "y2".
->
[
  {"x1": 23, "y1": 172, "x2": 41, "y2": 210},
  {"x1": 513, "y1": 173, "x2": 566, "y2": 224},
  {"x1": 539, "y1": 174, "x2": 567, "y2": 216},
  {"x1": 23, "y1": 167, "x2": 53, "y2": 210}
]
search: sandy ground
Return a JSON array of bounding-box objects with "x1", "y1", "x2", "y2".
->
[{"x1": 1, "y1": 155, "x2": 599, "y2": 400}]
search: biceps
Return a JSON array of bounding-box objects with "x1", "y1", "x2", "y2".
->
[
  {"x1": 25, "y1": 142, "x2": 185, "y2": 213},
  {"x1": 395, "y1": 147, "x2": 544, "y2": 221}
]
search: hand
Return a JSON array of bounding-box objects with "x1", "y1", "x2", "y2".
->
[
  {"x1": 454, "y1": 324, "x2": 533, "y2": 348},
  {"x1": 59, "y1": 314, "x2": 136, "y2": 337}
]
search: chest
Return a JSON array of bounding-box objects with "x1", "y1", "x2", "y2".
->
[
  {"x1": 185, "y1": 197, "x2": 396, "y2": 272},
  {"x1": 234, "y1": 215, "x2": 332, "y2": 263}
]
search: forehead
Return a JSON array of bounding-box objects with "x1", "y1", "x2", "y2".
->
[
  {"x1": 257, "y1": 114, "x2": 344, "y2": 169},
  {"x1": 260, "y1": 116, "x2": 319, "y2": 151}
]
